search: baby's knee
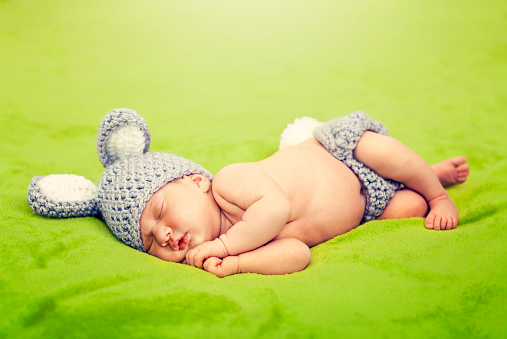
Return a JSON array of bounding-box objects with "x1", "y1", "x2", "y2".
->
[
  {"x1": 406, "y1": 191, "x2": 429, "y2": 217},
  {"x1": 286, "y1": 238, "x2": 311, "y2": 270},
  {"x1": 380, "y1": 189, "x2": 428, "y2": 220}
]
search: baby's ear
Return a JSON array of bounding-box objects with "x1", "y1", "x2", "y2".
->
[
  {"x1": 182, "y1": 174, "x2": 212, "y2": 192},
  {"x1": 27, "y1": 174, "x2": 99, "y2": 218},
  {"x1": 96, "y1": 108, "x2": 151, "y2": 168},
  {"x1": 279, "y1": 117, "x2": 323, "y2": 150}
]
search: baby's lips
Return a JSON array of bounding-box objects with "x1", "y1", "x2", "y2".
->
[
  {"x1": 169, "y1": 234, "x2": 182, "y2": 251},
  {"x1": 173, "y1": 233, "x2": 188, "y2": 251},
  {"x1": 168, "y1": 233, "x2": 188, "y2": 251},
  {"x1": 179, "y1": 233, "x2": 189, "y2": 250}
]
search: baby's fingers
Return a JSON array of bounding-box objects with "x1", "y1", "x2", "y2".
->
[
  {"x1": 203, "y1": 257, "x2": 232, "y2": 278},
  {"x1": 185, "y1": 250, "x2": 195, "y2": 267},
  {"x1": 204, "y1": 256, "x2": 240, "y2": 278},
  {"x1": 203, "y1": 257, "x2": 223, "y2": 274},
  {"x1": 186, "y1": 248, "x2": 209, "y2": 269}
]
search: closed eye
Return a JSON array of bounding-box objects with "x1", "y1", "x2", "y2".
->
[
  {"x1": 158, "y1": 200, "x2": 164, "y2": 219},
  {"x1": 151, "y1": 195, "x2": 163, "y2": 220}
]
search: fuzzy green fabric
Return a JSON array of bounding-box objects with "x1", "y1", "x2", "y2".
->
[{"x1": 1, "y1": 0, "x2": 506, "y2": 337}]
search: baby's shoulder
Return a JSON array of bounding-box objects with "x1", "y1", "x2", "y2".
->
[
  {"x1": 213, "y1": 163, "x2": 257, "y2": 187},
  {"x1": 215, "y1": 162, "x2": 252, "y2": 177},
  {"x1": 213, "y1": 162, "x2": 278, "y2": 195}
]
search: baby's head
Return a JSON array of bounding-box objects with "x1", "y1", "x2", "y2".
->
[
  {"x1": 96, "y1": 109, "x2": 218, "y2": 261},
  {"x1": 98, "y1": 152, "x2": 217, "y2": 261},
  {"x1": 27, "y1": 108, "x2": 218, "y2": 262}
]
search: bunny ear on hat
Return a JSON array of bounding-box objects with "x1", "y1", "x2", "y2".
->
[
  {"x1": 27, "y1": 108, "x2": 150, "y2": 219},
  {"x1": 96, "y1": 108, "x2": 151, "y2": 168},
  {"x1": 28, "y1": 107, "x2": 214, "y2": 253},
  {"x1": 27, "y1": 174, "x2": 99, "y2": 218}
]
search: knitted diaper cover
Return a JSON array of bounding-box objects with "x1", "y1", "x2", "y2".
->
[{"x1": 313, "y1": 111, "x2": 401, "y2": 222}]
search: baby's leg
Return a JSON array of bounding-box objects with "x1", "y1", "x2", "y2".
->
[
  {"x1": 378, "y1": 157, "x2": 470, "y2": 220},
  {"x1": 354, "y1": 132, "x2": 460, "y2": 230},
  {"x1": 377, "y1": 188, "x2": 428, "y2": 220}
]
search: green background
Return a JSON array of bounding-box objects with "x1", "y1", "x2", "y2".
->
[{"x1": 1, "y1": 0, "x2": 506, "y2": 337}]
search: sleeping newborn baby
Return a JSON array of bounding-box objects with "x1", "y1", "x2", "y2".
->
[{"x1": 28, "y1": 109, "x2": 469, "y2": 277}]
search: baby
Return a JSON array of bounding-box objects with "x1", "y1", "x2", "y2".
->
[
  {"x1": 27, "y1": 109, "x2": 469, "y2": 277},
  {"x1": 138, "y1": 112, "x2": 469, "y2": 277}
]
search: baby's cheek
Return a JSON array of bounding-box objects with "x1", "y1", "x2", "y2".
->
[{"x1": 151, "y1": 248, "x2": 186, "y2": 263}]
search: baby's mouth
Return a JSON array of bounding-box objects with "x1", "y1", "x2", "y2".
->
[{"x1": 172, "y1": 233, "x2": 188, "y2": 251}]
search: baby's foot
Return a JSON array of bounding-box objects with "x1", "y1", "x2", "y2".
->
[
  {"x1": 432, "y1": 156, "x2": 470, "y2": 187},
  {"x1": 425, "y1": 194, "x2": 459, "y2": 230}
]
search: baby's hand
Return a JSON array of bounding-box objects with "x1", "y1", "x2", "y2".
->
[
  {"x1": 186, "y1": 238, "x2": 229, "y2": 269},
  {"x1": 204, "y1": 256, "x2": 240, "y2": 278}
]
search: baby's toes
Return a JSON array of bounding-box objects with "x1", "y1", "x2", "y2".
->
[
  {"x1": 440, "y1": 217, "x2": 457, "y2": 230},
  {"x1": 433, "y1": 216, "x2": 443, "y2": 230},
  {"x1": 458, "y1": 166, "x2": 470, "y2": 182},
  {"x1": 458, "y1": 164, "x2": 470, "y2": 173},
  {"x1": 447, "y1": 217, "x2": 457, "y2": 230},
  {"x1": 451, "y1": 217, "x2": 458, "y2": 229},
  {"x1": 425, "y1": 213, "x2": 436, "y2": 229},
  {"x1": 442, "y1": 217, "x2": 453, "y2": 230},
  {"x1": 452, "y1": 156, "x2": 468, "y2": 166}
]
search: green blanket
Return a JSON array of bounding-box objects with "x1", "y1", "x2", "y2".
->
[{"x1": 1, "y1": 0, "x2": 506, "y2": 337}]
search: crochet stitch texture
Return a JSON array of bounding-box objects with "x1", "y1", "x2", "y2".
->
[
  {"x1": 98, "y1": 152, "x2": 213, "y2": 252},
  {"x1": 97, "y1": 108, "x2": 151, "y2": 168},
  {"x1": 313, "y1": 111, "x2": 401, "y2": 222},
  {"x1": 27, "y1": 108, "x2": 213, "y2": 253},
  {"x1": 27, "y1": 175, "x2": 99, "y2": 218},
  {"x1": 95, "y1": 109, "x2": 213, "y2": 252},
  {"x1": 28, "y1": 109, "x2": 398, "y2": 253}
]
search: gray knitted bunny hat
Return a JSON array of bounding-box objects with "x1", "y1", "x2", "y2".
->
[{"x1": 27, "y1": 108, "x2": 213, "y2": 252}]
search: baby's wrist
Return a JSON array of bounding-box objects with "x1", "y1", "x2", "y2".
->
[
  {"x1": 213, "y1": 236, "x2": 230, "y2": 257},
  {"x1": 217, "y1": 234, "x2": 231, "y2": 257},
  {"x1": 233, "y1": 255, "x2": 240, "y2": 274},
  {"x1": 224, "y1": 255, "x2": 240, "y2": 275}
]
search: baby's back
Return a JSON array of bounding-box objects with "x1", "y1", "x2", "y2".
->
[{"x1": 255, "y1": 138, "x2": 366, "y2": 247}]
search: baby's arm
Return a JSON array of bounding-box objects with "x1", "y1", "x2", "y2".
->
[
  {"x1": 203, "y1": 238, "x2": 311, "y2": 277},
  {"x1": 186, "y1": 163, "x2": 292, "y2": 268}
]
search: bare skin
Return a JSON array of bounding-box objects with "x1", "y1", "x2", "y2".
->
[
  {"x1": 354, "y1": 133, "x2": 469, "y2": 231},
  {"x1": 378, "y1": 156, "x2": 470, "y2": 230},
  {"x1": 140, "y1": 135, "x2": 469, "y2": 277},
  {"x1": 432, "y1": 156, "x2": 469, "y2": 187}
]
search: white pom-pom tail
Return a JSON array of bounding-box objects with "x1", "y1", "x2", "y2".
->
[{"x1": 279, "y1": 117, "x2": 323, "y2": 150}]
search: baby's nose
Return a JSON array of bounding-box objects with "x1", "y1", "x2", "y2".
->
[{"x1": 156, "y1": 225, "x2": 172, "y2": 246}]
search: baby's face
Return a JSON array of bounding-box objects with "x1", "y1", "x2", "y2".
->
[{"x1": 139, "y1": 175, "x2": 220, "y2": 263}]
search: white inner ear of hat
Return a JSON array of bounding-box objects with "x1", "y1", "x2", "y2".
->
[
  {"x1": 106, "y1": 125, "x2": 146, "y2": 164},
  {"x1": 38, "y1": 174, "x2": 98, "y2": 202}
]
